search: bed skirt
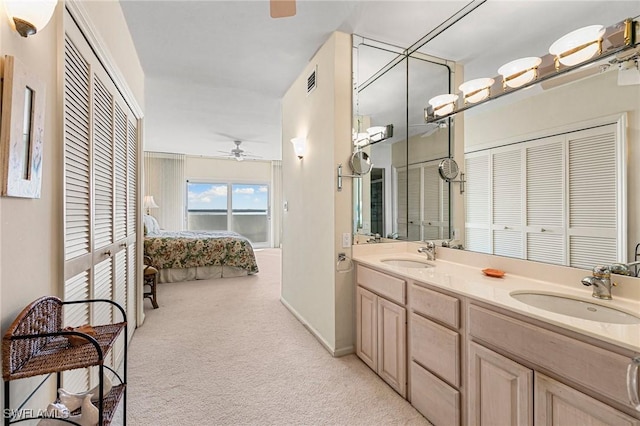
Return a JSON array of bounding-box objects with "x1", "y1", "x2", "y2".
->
[{"x1": 158, "y1": 265, "x2": 251, "y2": 283}]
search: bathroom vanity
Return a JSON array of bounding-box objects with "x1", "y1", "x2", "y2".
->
[{"x1": 352, "y1": 242, "x2": 640, "y2": 425}]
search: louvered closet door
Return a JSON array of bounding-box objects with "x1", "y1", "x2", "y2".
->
[
  {"x1": 422, "y1": 163, "x2": 443, "y2": 240},
  {"x1": 567, "y1": 125, "x2": 618, "y2": 269},
  {"x1": 63, "y1": 32, "x2": 92, "y2": 393},
  {"x1": 395, "y1": 168, "x2": 408, "y2": 239},
  {"x1": 63, "y1": 10, "x2": 139, "y2": 390},
  {"x1": 465, "y1": 153, "x2": 491, "y2": 253},
  {"x1": 407, "y1": 166, "x2": 421, "y2": 241},
  {"x1": 525, "y1": 137, "x2": 565, "y2": 265},
  {"x1": 492, "y1": 147, "x2": 523, "y2": 259},
  {"x1": 126, "y1": 118, "x2": 138, "y2": 340}
]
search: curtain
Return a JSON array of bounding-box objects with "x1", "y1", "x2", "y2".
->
[
  {"x1": 271, "y1": 160, "x2": 283, "y2": 248},
  {"x1": 144, "y1": 152, "x2": 186, "y2": 231}
]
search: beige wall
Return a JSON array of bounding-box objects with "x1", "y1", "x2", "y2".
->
[
  {"x1": 186, "y1": 156, "x2": 272, "y2": 182},
  {"x1": 281, "y1": 31, "x2": 354, "y2": 355},
  {"x1": 463, "y1": 70, "x2": 640, "y2": 260},
  {"x1": 0, "y1": 0, "x2": 143, "y2": 409}
]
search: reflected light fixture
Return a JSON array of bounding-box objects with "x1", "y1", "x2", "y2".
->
[
  {"x1": 143, "y1": 195, "x2": 159, "y2": 215},
  {"x1": 366, "y1": 124, "x2": 393, "y2": 143},
  {"x1": 353, "y1": 133, "x2": 369, "y2": 147},
  {"x1": 459, "y1": 77, "x2": 495, "y2": 104},
  {"x1": 4, "y1": 0, "x2": 57, "y2": 38},
  {"x1": 549, "y1": 25, "x2": 605, "y2": 70},
  {"x1": 352, "y1": 125, "x2": 393, "y2": 147},
  {"x1": 428, "y1": 94, "x2": 459, "y2": 117},
  {"x1": 290, "y1": 137, "x2": 306, "y2": 159},
  {"x1": 498, "y1": 57, "x2": 542, "y2": 89}
]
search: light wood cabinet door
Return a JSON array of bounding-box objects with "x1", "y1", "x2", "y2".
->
[
  {"x1": 468, "y1": 342, "x2": 533, "y2": 426},
  {"x1": 378, "y1": 297, "x2": 406, "y2": 397},
  {"x1": 535, "y1": 373, "x2": 640, "y2": 426},
  {"x1": 356, "y1": 286, "x2": 378, "y2": 371}
]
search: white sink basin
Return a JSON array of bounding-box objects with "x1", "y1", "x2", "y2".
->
[
  {"x1": 381, "y1": 259, "x2": 435, "y2": 268},
  {"x1": 510, "y1": 292, "x2": 640, "y2": 324}
]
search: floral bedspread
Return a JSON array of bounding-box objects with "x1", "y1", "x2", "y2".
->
[{"x1": 144, "y1": 230, "x2": 259, "y2": 274}]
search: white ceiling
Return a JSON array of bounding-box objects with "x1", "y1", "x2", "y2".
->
[{"x1": 120, "y1": 0, "x2": 640, "y2": 161}]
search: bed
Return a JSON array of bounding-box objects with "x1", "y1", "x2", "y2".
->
[{"x1": 143, "y1": 215, "x2": 259, "y2": 283}]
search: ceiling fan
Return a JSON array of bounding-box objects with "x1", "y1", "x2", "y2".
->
[
  {"x1": 217, "y1": 140, "x2": 262, "y2": 162},
  {"x1": 270, "y1": 0, "x2": 296, "y2": 18},
  {"x1": 409, "y1": 121, "x2": 447, "y2": 138}
]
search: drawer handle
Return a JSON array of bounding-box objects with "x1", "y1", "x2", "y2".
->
[{"x1": 627, "y1": 356, "x2": 640, "y2": 411}]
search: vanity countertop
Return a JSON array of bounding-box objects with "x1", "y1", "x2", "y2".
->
[{"x1": 352, "y1": 248, "x2": 640, "y2": 352}]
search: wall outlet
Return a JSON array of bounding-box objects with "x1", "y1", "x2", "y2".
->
[{"x1": 342, "y1": 232, "x2": 352, "y2": 248}]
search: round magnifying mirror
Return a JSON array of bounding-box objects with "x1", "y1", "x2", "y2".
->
[
  {"x1": 438, "y1": 158, "x2": 459, "y2": 181},
  {"x1": 350, "y1": 151, "x2": 373, "y2": 175}
]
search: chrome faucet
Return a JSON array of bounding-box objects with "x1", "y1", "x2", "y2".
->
[
  {"x1": 417, "y1": 241, "x2": 436, "y2": 261},
  {"x1": 581, "y1": 261, "x2": 640, "y2": 300},
  {"x1": 366, "y1": 233, "x2": 381, "y2": 243},
  {"x1": 609, "y1": 261, "x2": 640, "y2": 277},
  {"x1": 581, "y1": 266, "x2": 615, "y2": 300}
]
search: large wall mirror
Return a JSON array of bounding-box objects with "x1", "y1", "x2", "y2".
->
[
  {"x1": 352, "y1": 36, "x2": 453, "y2": 242},
  {"x1": 353, "y1": 1, "x2": 640, "y2": 274}
]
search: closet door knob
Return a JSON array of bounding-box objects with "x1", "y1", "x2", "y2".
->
[{"x1": 104, "y1": 250, "x2": 112, "y2": 257}]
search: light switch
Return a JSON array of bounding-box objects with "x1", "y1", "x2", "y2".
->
[{"x1": 342, "y1": 232, "x2": 352, "y2": 248}]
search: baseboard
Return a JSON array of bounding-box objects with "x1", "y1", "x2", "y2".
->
[
  {"x1": 280, "y1": 296, "x2": 340, "y2": 357},
  {"x1": 333, "y1": 345, "x2": 355, "y2": 357}
]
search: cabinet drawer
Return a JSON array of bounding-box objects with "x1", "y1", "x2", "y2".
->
[
  {"x1": 411, "y1": 313, "x2": 460, "y2": 387},
  {"x1": 357, "y1": 265, "x2": 405, "y2": 305},
  {"x1": 411, "y1": 283, "x2": 460, "y2": 329},
  {"x1": 411, "y1": 361, "x2": 460, "y2": 426},
  {"x1": 469, "y1": 304, "x2": 638, "y2": 411}
]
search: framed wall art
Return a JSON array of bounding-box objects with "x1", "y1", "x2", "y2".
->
[{"x1": 0, "y1": 55, "x2": 46, "y2": 198}]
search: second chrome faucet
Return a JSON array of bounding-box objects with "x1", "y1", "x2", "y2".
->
[
  {"x1": 581, "y1": 261, "x2": 640, "y2": 300},
  {"x1": 418, "y1": 241, "x2": 436, "y2": 261}
]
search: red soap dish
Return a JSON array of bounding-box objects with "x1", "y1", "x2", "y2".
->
[{"x1": 482, "y1": 268, "x2": 505, "y2": 278}]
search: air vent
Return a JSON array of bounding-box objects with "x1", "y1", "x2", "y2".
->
[{"x1": 307, "y1": 66, "x2": 317, "y2": 94}]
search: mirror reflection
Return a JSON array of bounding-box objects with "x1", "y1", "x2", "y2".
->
[
  {"x1": 352, "y1": 1, "x2": 640, "y2": 273},
  {"x1": 352, "y1": 37, "x2": 452, "y2": 241},
  {"x1": 349, "y1": 151, "x2": 373, "y2": 175}
]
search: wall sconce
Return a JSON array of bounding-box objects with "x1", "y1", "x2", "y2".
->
[
  {"x1": 428, "y1": 94, "x2": 459, "y2": 117},
  {"x1": 459, "y1": 77, "x2": 495, "y2": 104},
  {"x1": 290, "y1": 137, "x2": 306, "y2": 159},
  {"x1": 498, "y1": 57, "x2": 542, "y2": 89},
  {"x1": 549, "y1": 25, "x2": 605, "y2": 70},
  {"x1": 143, "y1": 195, "x2": 159, "y2": 215},
  {"x1": 4, "y1": 0, "x2": 57, "y2": 37}
]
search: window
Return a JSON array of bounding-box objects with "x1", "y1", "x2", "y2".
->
[{"x1": 187, "y1": 181, "x2": 270, "y2": 247}]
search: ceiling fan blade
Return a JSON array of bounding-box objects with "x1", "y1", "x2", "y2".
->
[{"x1": 270, "y1": 0, "x2": 296, "y2": 18}]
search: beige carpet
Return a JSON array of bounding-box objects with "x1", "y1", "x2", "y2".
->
[{"x1": 126, "y1": 248, "x2": 428, "y2": 425}]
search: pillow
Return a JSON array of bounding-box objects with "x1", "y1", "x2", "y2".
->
[{"x1": 143, "y1": 214, "x2": 160, "y2": 234}]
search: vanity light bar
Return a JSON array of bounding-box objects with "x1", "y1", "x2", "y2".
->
[{"x1": 425, "y1": 18, "x2": 638, "y2": 123}]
